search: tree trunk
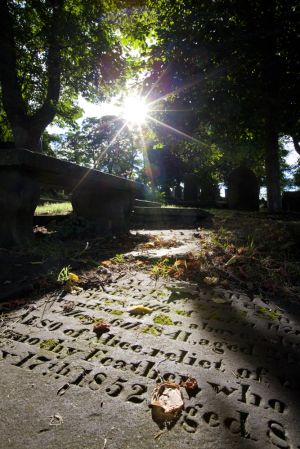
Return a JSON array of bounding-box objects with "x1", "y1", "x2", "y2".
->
[
  {"x1": 0, "y1": 0, "x2": 62, "y2": 153},
  {"x1": 292, "y1": 136, "x2": 300, "y2": 156},
  {"x1": 265, "y1": 112, "x2": 282, "y2": 212},
  {"x1": 260, "y1": 1, "x2": 282, "y2": 212},
  {"x1": 12, "y1": 122, "x2": 43, "y2": 153}
]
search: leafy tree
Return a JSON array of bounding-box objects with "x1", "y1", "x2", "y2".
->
[
  {"x1": 0, "y1": 0, "x2": 124, "y2": 151},
  {"x1": 294, "y1": 166, "x2": 300, "y2": 187},
  {"x1": 54, "y1": 116, "x2": 142, "y2": 177},
  {"x1": 141, "y1": 0, "x2": 299, "y2": 211}
]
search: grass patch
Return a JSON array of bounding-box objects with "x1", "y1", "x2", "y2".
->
[
  {"x1": 153, "y1": 314, "x2": 174, "y2": 325},
  {"x1": 35, "y1": 201, "x2": 72, "y2": 215},
  {"x1": 151, "y1": 258, "x2": 173, "y2": 279},
  {"x1": 111, "y1": 253, "x2": 126, "y2": 264}
]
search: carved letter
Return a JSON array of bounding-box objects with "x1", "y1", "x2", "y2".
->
[
  {"x1": 267, "y1": 421, "x2": 290, "y2": 448},
  {"x1": 208, "y1": 382, "x2": 238, "y2": 397}
]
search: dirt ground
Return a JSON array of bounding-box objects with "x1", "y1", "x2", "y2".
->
[{"x1": 1, "y1": 209, "x2": 299, "y2": 312}]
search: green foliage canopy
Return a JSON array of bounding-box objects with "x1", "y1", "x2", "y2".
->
[
  {"x1": 0, "y1": 0, "x2": 125, "y2": 150},
  {"x1": 53, "y1": 116, "x2": 141, "y2": 177},
  {"x1": 131, "y1": 0, "x2": 299, "y2": 209}
]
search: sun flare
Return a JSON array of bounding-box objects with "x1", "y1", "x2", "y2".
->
[{"x1": 121, "y1": 95, "x2": 149, "y2": 125}]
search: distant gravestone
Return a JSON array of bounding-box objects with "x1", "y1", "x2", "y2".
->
[
  {"x1": 174, "y1": 182, "x2": 183, "y2": 200},
  {"x1": 227, "y1": 167, "x2": 259, "y2": 210},
  {"x1": 282, "y1": 191, "x2": 300, "y2": 212},
  {"x1": 199, "y1": 181, "x2": 219, "y2": 207},
  {"x1": 183, "y1": 174, "x2": 200, "y2": 201}
]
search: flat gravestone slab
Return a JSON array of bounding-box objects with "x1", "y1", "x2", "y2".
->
[
  {"x1": 132, "y1": 207, "x2": 211, "y2": 228},
  {"x1": 127, "y1": 230, "x2": 200, "y2": 259},
  {"x1": 1, "y1": 271, "x2": 300, "y2": 449}
]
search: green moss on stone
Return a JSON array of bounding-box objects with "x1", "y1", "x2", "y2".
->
[
  {"x1": 153, "y1": 314, "x2": 174, "y2": 326},
  {"x1": 141, "y1": 325, "x2": 162, "y2": 336},
  {"x1": 174, "y1": 309, "x2": 190, "y2": 317},
  {"x1": 40, "y1": 339, "x2": 59, "y2": 350},
  {"x1": 257, "y1": 307, "x2": 281, "y2": 321},
  {"x1": 110, "y1": 310, "x2": 123, "y2": 316}
]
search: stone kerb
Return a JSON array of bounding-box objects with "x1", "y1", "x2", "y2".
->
[
  {"x1": 0, "y1": 148, "x2": 144, "y2": 246},
  {"x1": 183, "y1": 174, "x2": 200, "y2": 202}
]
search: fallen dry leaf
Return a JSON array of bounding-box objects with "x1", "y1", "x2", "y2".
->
[
  {"x1": 93, "y1": 320, "x2": 110, "y2": 337},
  {"x1": 63, "y1": 301, "x2": 75, "y2": 312},
  {"x1": 173, "y1": 259, "x2": 187, "y2": 269},
  {"x1": 151, "y1": 381, "x2": 184, "y2": 422},
  {"x1": 101, "y1": 260, "x2": 113, "y2": 268},
  {"x1": 225, "y1": 255, "x2": 240, "y2": 266},
  {"x1": 144, "y1": 241, "x2": 156, "y2": 248},
  {"x1": 180, "y1": 377, "x2": 199, "y2": 394},
  {"x1": 128, "y1": 305, "x2": 153, "y2": 315},
  {"x1": 68, "y1": 272, "x2": 79, "y2": 283},
  {"x1": 203, "y1": 276, "x2": 219, "y2": 286}
]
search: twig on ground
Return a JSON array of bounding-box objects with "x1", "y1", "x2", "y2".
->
[{"x1": 154, "y1": 429, "x2": 167, "y2": 440}]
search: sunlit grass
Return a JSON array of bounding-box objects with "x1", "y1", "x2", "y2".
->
[{"x1": 35, "y1": 202, "x2": 72, "y2": 215}]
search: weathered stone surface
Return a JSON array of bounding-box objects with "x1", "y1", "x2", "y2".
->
[
  {"x1": 0, "y1": 148, "x2": 143, "y2": 194},
  {"x1": 72, "y1": 189, "x2": 134, "y2": 234},
  {"x1": 1, "y1": 265, "x2": 299, "y2": 449},
  {"x1": 0, "y1": 167, "x2": 40, "y2": 247},
  {"x1": 227, "y1": 167, "x2": 259, "y2": 211}
]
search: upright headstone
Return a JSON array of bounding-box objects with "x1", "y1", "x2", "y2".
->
[
  {"x1": 183, "y1": 174, "x2": 200, "y2": 201},
  {"x1": 199, "y1": 179, "x2": 219, "y2": 207},
  {"x1": 174, "y1": 181, "x2": 183, "y2": 200},
  {"x1": 227, "y1": 167, "x2": 259, "y2": 210},
  {"x1": 282, "y1": 191, "x2": 300, "y2": 212}
]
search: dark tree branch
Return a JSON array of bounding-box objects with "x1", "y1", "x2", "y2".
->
[
  {"x1": 292, "y1": 136, "x2": 300, "y2": 156},
  {"x1": 32, "y1": 0, "x2": 62, "y2": 130}
]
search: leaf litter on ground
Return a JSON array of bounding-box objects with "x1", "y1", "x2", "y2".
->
[
  {"x1": 139, "y1": 235, "x2": 180, "y2": 250},
  {"x1": 143, "y1": 212, "x2": 300, "y2": 302}
]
